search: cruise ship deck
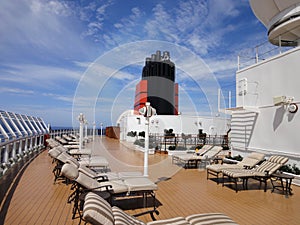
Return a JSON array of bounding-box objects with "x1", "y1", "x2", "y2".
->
[{"x1": 1, "y1": 136, "x2": 300, "y2": 225}]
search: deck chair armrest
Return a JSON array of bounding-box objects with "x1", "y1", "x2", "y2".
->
[
  {"x1": 95, "y1": 175, "x2": 109, "y2": 182},
  {"x1": 243, "y1": 165, "x2": 251, "y2": 169},
  {"x1": 264, "y1": 170, "x2": 270, "y2": 176},
  {"x1": 85, "y1": 184, "x2": 113, "y2": 192}
]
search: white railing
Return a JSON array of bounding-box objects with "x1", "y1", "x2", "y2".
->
[
  {"x1": 237, "y1": 26, "x2": 300, "y2": 70},
  {"x1": 0, "y1": 128, "x2": 83, "y2": 176},
  {"x1": 0, "y1": 134, "x2": 45, "y2": 175}
]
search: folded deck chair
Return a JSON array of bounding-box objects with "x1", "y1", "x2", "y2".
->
[
  {"x1": 51, "y1": 145, "x2": 108, "y2": 169},
  {"x1": 61, "y1": 163, "x2": 158, "y2": 220},
  {"x1": 55, "y1": 136, "x2": 80, "y2": 150},
  {"x1": 52, "y1": 143, "x2": 92, "y2": 158},
  {"x1": 62, "y1": 134, "x2": 79, "y2": 143},
  {"x1": 176, "y1": 146, "x2": 223, "y2": 169},
  {"x1": 48, "y1": 137, "x2": 79, "y2": 150},
  {"x1": 46, "y1": 138, "x2": 61, "y2": 148},
  {"x1": 66, "y1": 158, "x2": 142, "y2": 181},
  {"x1": 49, "y1": 148, "x2": 109, "y2": 170},
  {"x1": 48, "y1": 148, "x2": 109, "y2": 183},
  {"x1": 222, "y1": 155, "x2": 289, "y2": 192},
  {"x1": 172, "y1": 144, "x2": 213, "y2": 165},
  {"x1": 206, "y1": 152, "x2": 265, "y2": 183},
  {"x1": 83, "y1": 192, "x2": 238, "y2": 225}
]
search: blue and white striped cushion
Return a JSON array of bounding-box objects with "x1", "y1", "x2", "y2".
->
[
  {"x1": 112, "y1": 207, "x2": 145, "y2": 225},
  {"x1": 186, "y1": 213, "x2": 238, "y2": 225},
  {"x1": 83, "y1": 192, "x2": 114, "y2": 225}
]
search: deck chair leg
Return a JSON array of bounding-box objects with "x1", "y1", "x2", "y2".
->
[
  {"x1": 133, "y1": 191, "x2": 159, "y2": 221},
  {"x1": 264, "y1": 178, "x2": 268, "y2": 192},
  {"x1": 216, "y1": 172, "x2": 220, "y2": 184},
  {"x1": 234, "y1": 178, "x2": 238, "y2": 193}
]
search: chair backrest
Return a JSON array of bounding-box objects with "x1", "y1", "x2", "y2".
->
[
  {"x1": 198, "y1": 145, "x2": 213, "y2": 156},
  {"x1": 268, "y1": 155, "x2": 289, "y2": 165},
  {"x1": 203, "y1": 146, "x2": 222, "y2": 159},
  {"x1": 254, "y1": 155, "x2": 288, "y2": 175},
  {"x1": 76, "y1": 170, "x2": 104, "y2": 190},
  {"x1": 55, "y1": 145, "x2": 69, "y2": 153},
  {"x1": 78, "y1": 165, "x2": 98, "y2": 178},
  {"x1": 239, "y1": 152, "x2": 265, "y2": 167},
  {"x1": 48, "y1": 148, "x2": 61, "y2": 159},
  {"x1": 84, "y1": 192, "x2": 146, "y2": 225},
  {"x1": 61, "y1": 163, "x2": 79, "y2": 180},
  {"x1": 62, "y1": 163, "x2": 108, "y2": 191},
  {"x1": 83, "y1": 192, "x2": 115, "y2": 225},
  {"x1": 66, "y1": 157, "x2": 80, "y2": 168},
  {"x1": 56, "y1": 152, "x2": 72, "y2": 163}
]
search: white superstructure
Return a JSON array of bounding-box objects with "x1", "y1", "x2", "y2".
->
[
  {"x1": 117, "y1": 110, "x2": 229, "y2": 142},
  {"x1": 229, "y1": 0, "x2": 300, "y2": 167}
]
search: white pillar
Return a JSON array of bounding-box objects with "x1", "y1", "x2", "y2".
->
[
  {"x1": 100, "y1": 123, "x2": 103, "y2": 138},
  {"x1": 84, "y1": 120, "x2": 88, "y2": 142},
  {"x1": 78, "y1": 113, "x2": 85, "y2": 151},
  {"x1": 144, "y1": 117, "x2": 149, "y2": 177},
  {"x1": 139, "y1": 102, "x2": 156, "y2": 177},
  {"x1": 92, "y1": 122, "x2": 96, "y2": 142}
]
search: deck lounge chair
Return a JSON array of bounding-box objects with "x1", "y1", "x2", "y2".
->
[
  {"x1": 176, "y1": 146, "x2": 223, "y2": 168},
  {"x1": 221, "y1": 155, "x2": 289, "y2": 192},
  {"x1": 48, "y1": 148, "x2": 109, "y2": 182},
  {"x1": 61, "y1": 163, "x2": 158, "y2": 220},
  {"x1": 63, "y1": 134, "x2": 79, "y2": 142},
  {"x1": 206, "y1": 152, "x2": 265, "y2": 183},
  {"x1": 50, "y1": 146, "x2": 109, "y2": 169},
  {"x1": 47, "y1": 138, "x2": 79, "y2": 150},
  {"x1": 83, "y1": 192, "x2": 238, "y2": 225},
  {"x1": 172, "y1": 144, "x2": 213, "y2": 165},
  {"x1": 65, "y1": 158, "x2": 143, "y2": 181}
]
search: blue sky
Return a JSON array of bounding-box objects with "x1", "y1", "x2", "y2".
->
[{"x1": 0, "y1": 0, "x2": 269, "y2": 128}]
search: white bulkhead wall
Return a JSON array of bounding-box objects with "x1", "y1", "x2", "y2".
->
[{"x1": 234, "y1": 47, "x2": 300, "y2": 158}]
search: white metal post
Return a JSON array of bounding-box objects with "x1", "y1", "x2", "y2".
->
[
  {"x1": 84, "y1": 120, "x2": 88, "y2": 142},
  {"x1": 78, "y1": 113, "x2": 85, "y2": 151},
  {"x1": 92, "y1": 122, "x2": 96, "y2": 142},
  {"x1": 144, "y1": 116, "x2": 149, "y2": 177}
]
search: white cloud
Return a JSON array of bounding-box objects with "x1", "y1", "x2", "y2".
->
[
  {"x1": 0, "y1": 0, "x2": 93, "y2": 63},
  {"x1": 0, "y1": 87, "x2": 35, "y2": 95},
  {"x1": 0, "y1": 63, "x2": 82, "y2": 90}
]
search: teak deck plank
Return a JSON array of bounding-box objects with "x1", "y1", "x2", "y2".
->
[{"x1": 2, "y1": 136, "x2": 300, "y2": 225}]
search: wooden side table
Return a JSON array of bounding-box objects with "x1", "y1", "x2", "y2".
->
[{"x1": 270, "y1": 173, "x2": 294, "y2": 197}]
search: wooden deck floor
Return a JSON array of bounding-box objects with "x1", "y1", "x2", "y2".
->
[{"x1": 1, "y1": 136, "x2": 300, "y2": 225}]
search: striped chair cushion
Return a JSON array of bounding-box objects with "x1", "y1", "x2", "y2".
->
[
  {"x1": 186, "y1": 213, "x2": 238, "y2": 225},
  {"x1": 253, "y1": 162, "x2": 282, "y2": 176},
  {"x1": 112, "y1": 207, "x2": 145, "y2": 225},
  {"x1": 83, "y1": 192, "x2": 114, "y2": 225},
  {"x1": 268, "y1": 155, "x2": 288, "y2": 165},
  {"x1": 254, "y1": 161, "x2": 277, "y2": 173},
  {"x1": 222, "y1": 168, "x2": 254, "y2": 178},
  {"x1": 147, "y1": 217, "x2": 189, "y2": 225}
]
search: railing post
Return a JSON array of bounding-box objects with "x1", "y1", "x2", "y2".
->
[
  {"x1": 19, "y1": 139, "x2": 23, "y2": 156},
  {"x1": 279, "y1": 35, "x2": 282, "y2": 54},
  {"x1": 255, "y1": 46, "x2": 259, "y2": 63},
  {"x1": 12, "y1": 141, "x2": 16, "y2": 159},
  {"x1": 24, "y1": 138, "x2": 28, "y2": 154},
  {"x1": 4, "y1": 144, "x2": 9, "y2": 165},
  {"x1": 29, "y1": 137, "x2": 32, "y2": 152},
  {"x1": 34, "y1": 136, "x2": 38, "y2": 151}
]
